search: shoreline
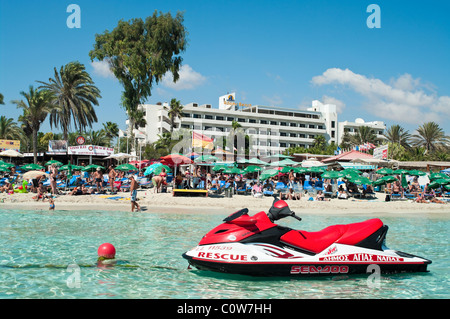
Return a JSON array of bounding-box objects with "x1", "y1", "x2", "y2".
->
[{"x1": 1, "y1": 190, "x2": 449, "y2": 217}]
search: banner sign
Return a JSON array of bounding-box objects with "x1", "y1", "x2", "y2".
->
[
  {"x1": 373, "y1": 144, "x2": 388, "y2": 160},
  {"x1": 0, "y1": 139, "x2": 20, "y2": 152},
  {"x1": 68, "y1": 145, "x2": 114, "y2": 156},
  {"x1": 48, "y1": 140, "x2": 68, "y2": 153}
]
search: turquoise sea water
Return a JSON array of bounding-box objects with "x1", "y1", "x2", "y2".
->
[{"x1": 0, "y1": 208, "x2": 448, "y2": 299}]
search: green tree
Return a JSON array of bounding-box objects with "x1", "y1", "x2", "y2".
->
[
  {"x1": 11, "y1": 86, "x2": 55, "y2": 163},
  {"x1": 0, "y1": 93, "x2": 4, "y2": 104},
  {"x1": 165, "y1": 98, "x2": 184, "y2": 133},
  {"x1": 38, "y1": 61, "x2": 101, "y2": 140},
  {"x1": 89, "y1": 11, "x2": 188, "y2": 132},
  {"x1": 410, "y1": 122, "x2": 449, "y2": 153},
  {"x1": 0, "y1": 116, "x2": 22, "y2": 140},
  {"x1": 384, "y1": 124, "x2": 411, "y2": 149}
]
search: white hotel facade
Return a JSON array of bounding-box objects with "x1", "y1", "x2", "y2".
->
[{"x1": 129, "y1": 94, "x2": 386, "y2": 156}]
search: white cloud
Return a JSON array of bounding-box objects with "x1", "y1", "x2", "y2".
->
[
  {"x1": 311, "y1": 68, "x2": 449, "y2": 125},
  {"x1": 161, "y1": 64, "x2": 206, "y2": 90},
  {"x1": 321, "y1": 95, "x2": 346, "y2": 113},
  {"x1": 91, "y1": 60, "x2": 115, "y2": 79}
]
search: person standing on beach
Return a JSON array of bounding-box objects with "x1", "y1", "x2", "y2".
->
[
  {"x1": 129, "y1": 176, "x2": 141, "y2": 212},
  {"x1": 49, "y1": 164, "x2": 58, "y2": 195},
  {"x1": 94, "y1": 167, "x2": 103, "y2": 193},
  {"x1": 108, "y1": 165, "x2": 117, "y2": 193}
]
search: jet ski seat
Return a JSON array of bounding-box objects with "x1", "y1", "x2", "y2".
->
[{"x1": 280, "y1": 218, "x2": 383, "y2": 254}]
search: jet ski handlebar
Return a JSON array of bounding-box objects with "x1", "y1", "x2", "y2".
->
[{"x1": 267, "y1": 197, "x2": 302, "y2": 222}]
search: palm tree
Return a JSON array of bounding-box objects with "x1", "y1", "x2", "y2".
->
[
  {"x1": 0, "y1": 93, "x2": 4, "y2": 104},
  {"x1": 384, "y1": 124, "x2": 411, "y2": 149},
  {"x1": 342, "y1": 126, "x2": 378, "y2": 148},
  {"x1": 0, "y1": 116, "x2": 22, "y2": 140},
  {"x1": 37, "y1": 61, "x2": 101, "y2": 140},
  {"x1": 410, "y1": 122, "x2": 449, "y2": 153},
  {"x1": 165, "y1": 98, "x2": 184, "y2": 133},
  {"x1": 86, "y1": 129, "x2": 110, "y2": 146},
  {"x1": 102, "y1": 121, "x2": 119, "y2": 140},
  {"x1": 11, "y1": 86, "x2": 55, "y2": 163}
]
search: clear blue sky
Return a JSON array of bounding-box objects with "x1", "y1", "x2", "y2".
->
[{"x1": 1, "y1": 0, "x2": 449, "y2": 135}]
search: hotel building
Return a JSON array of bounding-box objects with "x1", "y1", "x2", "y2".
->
[{"x1": 130, "y1": 94, "x2": 385, "y2": 156}]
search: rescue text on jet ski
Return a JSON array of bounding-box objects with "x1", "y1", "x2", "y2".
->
[{"x1": 183, "y1": 197, "x2": 432, "y2": 277}]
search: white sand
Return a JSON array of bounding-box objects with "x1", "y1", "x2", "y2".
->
[{"x1": 1, "y1": 189, "x2": 449, "y2": 217}]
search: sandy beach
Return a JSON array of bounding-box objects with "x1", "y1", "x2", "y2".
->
[{"x1": 1, "y1": 189, "x2": 449, "y2": 217}]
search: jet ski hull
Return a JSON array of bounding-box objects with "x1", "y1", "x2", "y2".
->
[{"x1": 183, "y1": 243, "x2": 431, "y2": 277}]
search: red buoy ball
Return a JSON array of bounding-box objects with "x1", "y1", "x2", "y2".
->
[{"x1": 97, "y1": 243, "x2": 116, "y2": 259}]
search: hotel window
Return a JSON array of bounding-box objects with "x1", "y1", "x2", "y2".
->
[
  {"x1": 318, "y1": 125, "x2": 324, "y2": 130},
  {"x1": 299, "y1": 123, "x2": 306, "y2": 128},
  {"x1": 227, "y1": 117, "x2": 234, "y2": 121},
  {"x1": 290, "y1": 133, "x2": 296, "y2": 137},
  {"x1": 299, "y1": 134, "x2": 306, "y2": 138},
  {"x1": 280, "y1": 143, "x2": 287, "y2": 147},
  {"x1": 331, "y1": 121, "x2": 335, "y2": 128},
  {"x1": 309, "y1": 135, "x2": 315, "y2": 139},
  {"x1": 216, "y1": 116, "x2": 224, "y2": 121},
  {"x1": 270, "y1": 121, "x2": 277, "y2": 125},
  {"x1": 237, "y1": 118, "x2": 246, "y2": 123},
  {"x1": 280, "y1": 132, "x2": 287, "y2": 137},
  {"x1": 182, "y1": 113, "x2": 190, "y2": 118},
  {"x1": 260, "y1": 120, "x2": 268, "y2": 124},
  {"x1": 309, "y1": 124, "x2": 315, "y2": 129},
  {"x1": 205, "y1": 115, "x2": 213, "y2": 120},
  {"x1": 331, "y1": 131, "x2": 335, "y2": 138},
  {"x1": 193, "y1": 114, "x2": 201, "y2": 119},
  {"x1": 280, "y1": 122, "x2": 287, "y2": 126},
  {"x1": 290, "y1": 144, "x2": 296, "y2": 148},
  {"x1": 290, "y1": 123, "x2": 297, "y2": 127},
  {"x1": 249, "y1": 119, "x2": 256, "y2": 123}
]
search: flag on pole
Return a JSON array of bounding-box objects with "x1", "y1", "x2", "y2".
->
[{"x1": 192, "y1": 131, "x2": 214, "y2": 150}]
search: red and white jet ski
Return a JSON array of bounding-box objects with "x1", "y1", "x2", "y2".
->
[{"x1": 183, "y1": 198, "x2": 431, "y2": 276}]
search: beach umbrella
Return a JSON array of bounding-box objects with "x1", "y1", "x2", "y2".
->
[
  {"x1": 115, "y1": 163, "x2": 138, "y2": 172},
  {"x1": 429, "y1": 172, "x2": 448, "y2": 180},
  {"x1": 45, "y1": 160, "x2": 63, "y2": 166},
  {"x1": 22, "y1": 170, "x2": 49, "y2": 180},
  {"x1": 160, "y1": 154, "x2": 192, "y2": 166},
  {"x1": 0, "y1": 166, "x2": 10, "y2": 172},
  {"x1": 347, "y1": 176, "x2": 373, "y2": 185},
  {"x1": 259, "y1": 168, "x2": 279, "y2": 180},
  {"x1": 0, "y1": 162, "x2": 15, "y2": 169},
  {"x1": 377, "y1": 168, "x2": 394, "y2": 175},
  {"x1": 223, "y1": 167, "x2": 244, "y2": 174},
  {"x1": 265, "y1": 154, "x2": 293, "y2": 160},
  {"x1": 82, "y1": 164, "x2": 105, "y2": 172},
  {"x1": 270, "y1": 159, "x2": 298, "y2": 167},
  {"x1": 280, "y1": 166, "x2": 296, "y2": 173},
  {"x1": 373, "y1": 175, "x2": 398, "y2": 186},
  {"x1": 248, "y1": 158, "x2": 268, "y2": 165},
  {"x1": 292, "y1": 167, "x2": 308, "y2": 174},
  {"x1": 407, "y1": 169, "x2": 426, "y2": 176},
  {"x1": 306, "y1": 166, "x2": 326, "y2": 173},
  {"x1": 393, "y1": 169, "x2": 409, "y2": 175},
  {"x1": 321, "y1": 170, "x2": 345, "y2": 179},
  {"x1": 0, "y1": 149, "x2": 24, "y2": 158},
  {"x1": 144, "y1": 163, "x2": 171, "y2": 176},
  {"x1": 212, "y1": 164, "x2": 228, "y2": 172},
  {"x1": 20, "y1": 163, "x2": 44, "y2": 171},
  {"x1": 59, "y1": 164, "x2": 83, "y2": 171},
  {"x1": 244, "y1": 165, "x2": 263, "y2": 173},
  {"x1": 194, "y1": 155, "x2": 219, "y2": 163}
]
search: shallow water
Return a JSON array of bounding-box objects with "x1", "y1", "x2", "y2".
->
[{"x1": 0, "y1": 208, "x2": 448, "y2": 299}]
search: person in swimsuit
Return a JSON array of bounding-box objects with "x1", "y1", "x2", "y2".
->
[
  {"x1": 130, "y1": 176, "x2": 141, "y2": 212},
  {"x1": 108, "y1": 165, "x2": 117, "y2": 193},
  {"x1": 49, "y1": 197, "x2": 55, "y2": 210}
]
